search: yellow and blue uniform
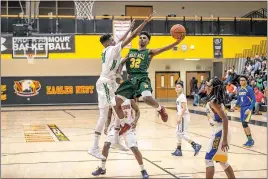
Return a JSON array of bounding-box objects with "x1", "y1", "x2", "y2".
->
[
  {"x1": 235, "y1": 85, "x2": 256, "y2": 122},
  {"x1": 205, "y1": 101, "x2": 230, "y2": 163}
]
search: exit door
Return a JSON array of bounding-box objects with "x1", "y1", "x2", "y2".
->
[{"x1": 155, "y1": 72, "x2": 180, "y2": 100}]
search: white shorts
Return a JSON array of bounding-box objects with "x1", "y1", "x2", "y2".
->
[
  {"x1": 176, "y1": 114, "x2": 190, "y2": 134},
  {"x1": 205, "y1": 124, "x2": 231, "y2": 163},
  {"x1": 106, "y1": 127, "x2": 138, "y2": 148},
  {"x1": 96, "y1": 77, "x2": 117, "y2": 108}
]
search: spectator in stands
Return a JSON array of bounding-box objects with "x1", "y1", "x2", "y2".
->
[
  {"x1": 254, "y1": 87, "x2": 265, "y2": 115},
  {"x1": 256, "y1": 74, "x2": 264, "y2": 91},
  {"x1": 250, "y1": 79, "x2": 256, "y2": 89},
  {"x1": 252, "y1": 58, "x2": 262, "y2": 76},
  {"x1": 224, "y1": 71, "x2": 232, "y2": 85},
  {"x1": 190, "y1": 77, "x2": 198, "y2": 98},
  {"x1": 261, "y1": 54, "x2": 267, "y2": 61},
  {"x1": 193, "y1": 80, "x2": 206, "y2": 106},
  {"x1": 226, "y1": 81, "x2": 237, "y2": 99},
  {"x1": 245, "y1": 63, "x2": 253, "y2": 76}
]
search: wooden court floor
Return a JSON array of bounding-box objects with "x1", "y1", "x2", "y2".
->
[{"x1": 1, "y1": 103, "x2": 267, "y2": 178}]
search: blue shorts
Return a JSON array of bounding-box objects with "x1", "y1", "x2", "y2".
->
[{"x1": 240, "y1": 106, "x2": 252, "y2": 122}]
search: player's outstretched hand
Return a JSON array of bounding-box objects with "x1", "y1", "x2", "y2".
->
[
  {"x1": 144, "y1": 10, "x2": 156, "y2": 22},
  {"x1": 221, "y1": 139, "x2": 229, "y2": 152},
  {"x1": 129, "y1": 19, "x2": 136, "y2": 30}
]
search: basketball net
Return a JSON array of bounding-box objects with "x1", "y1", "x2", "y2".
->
[
  {"x1": 74, "y1": 0, "x2": 95, "y2": 20},
  {"x1": 27, "y1": 54, "x2": 34, "y2": 64}
]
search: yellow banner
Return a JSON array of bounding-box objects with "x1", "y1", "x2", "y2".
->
[{"x1": 1, "y1": 35, "x2": 266, "y2": 59}]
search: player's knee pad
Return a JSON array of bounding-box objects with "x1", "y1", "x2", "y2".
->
[
  {"x1": 242, "y1": 121, "x2": 248, "y2": 128},
  {"x1": 205, "y1": 159, "x2": 214, "y2": 168},
  {"x1": 219, "y1": 162, "x2": 230, "y2": 170}
]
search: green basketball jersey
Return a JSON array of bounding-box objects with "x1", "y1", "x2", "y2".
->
[{"x1": 126, "y1": 49, "x2": 151, "y2": 75}]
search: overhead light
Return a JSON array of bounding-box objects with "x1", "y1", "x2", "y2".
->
[{"x1": 184, "y1": 58, "x2": 200, "y2": 61}]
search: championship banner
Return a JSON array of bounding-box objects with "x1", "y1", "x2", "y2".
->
[
  {"x1": 1, "y1": 76, "x2": 98, "y2": 105},
  {"x1": 213, "y1": 38, "x2": 223, "y2": 58},
  {"x1": 113, "y1": 20, "x2": 131, "y2": 48},
  {"x1": 1, "y1": 34, "x2": 75, "y2": 54}
]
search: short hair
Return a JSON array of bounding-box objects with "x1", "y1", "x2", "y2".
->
[
  {"x1": 100, "y1": 33, "x2": 111, "y2": 44},
  {"x1": 176, "y1": 81, "x2": 184, "y2": 88},
  {"x1": 140, "y1": 31, "x2": 151, "y2": 41},
  {"x1": 239, "y1": 75, "x2": 248, "y2": 81}
]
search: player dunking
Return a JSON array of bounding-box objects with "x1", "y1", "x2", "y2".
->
[
  {"x1": 112, "y1": 31, "x2": 185, "y2": 146},
  {"x1": 88, "y1": 14, "x2": 154, "y2": 160},
  {"x1": 205, "y1": 78, "x2": 235, "y2": 179},
  {"x1": 91, "y1": 99, "x2": 149, "y2": 179},
  {"x1": 171, "y1": 81, "x2": 202, "y2": 156}
]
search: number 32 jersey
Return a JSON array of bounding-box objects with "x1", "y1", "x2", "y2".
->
[{"x1": 126, "y1": 49, "x2": 151, "y2": 76}]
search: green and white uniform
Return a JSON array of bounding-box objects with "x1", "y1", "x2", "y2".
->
[
  {"x1": 97, "y1": 42, "x2": 122, "y2": 108},
  {"x1": 115, "y1": 48, "x2": 153, "y2": 99}
]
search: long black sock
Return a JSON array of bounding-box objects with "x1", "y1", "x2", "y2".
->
[
  {"x1": 177, "y1": 145, "x2": 181, "y2": 150},
  {"x1": 191, "y1": 141, "x2": 197, "y2": 147}
]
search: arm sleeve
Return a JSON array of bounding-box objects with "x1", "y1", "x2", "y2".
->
[{"x1": 248, "y1": 87, "x2": 256, "y2": 111}]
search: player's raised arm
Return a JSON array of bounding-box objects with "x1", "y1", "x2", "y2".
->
[
  {"x1": 117, "y1": 20, "x2": 136, "y2": 43},
  {"x1": 121, "y1": 12, "x2": 154, "y2": 48},
  {"x1": 149, "y1": 33, "x2": 185, "y2": 58}
]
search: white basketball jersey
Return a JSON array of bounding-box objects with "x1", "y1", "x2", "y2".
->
[
  {"x1": 121, "y1": 99, "x2": 134, "y2": 124},
  {"x1": 205, "y1": 101, "x2": 225, "y2": 126},
  {"x1": 176, "y1": 93, "x2": 189, "y2": 116},
  {"x1": 100, "y1": 42, "x2": 122, "y2": 80}
]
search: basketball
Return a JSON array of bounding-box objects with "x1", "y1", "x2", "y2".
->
[{"x1": 170, "y1": 24, "x2": 186, "y2": 39}]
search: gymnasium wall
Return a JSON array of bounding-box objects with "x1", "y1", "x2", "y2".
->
[
  {"x1": 2, "y1": 35, "x2": 266, "y2": 60},
  {"x1": 94, "y1": 1, "x2": 266, "y2": 17},
  {"x1": 1, "y1": 59, "x2": 213, "y2": 98}
]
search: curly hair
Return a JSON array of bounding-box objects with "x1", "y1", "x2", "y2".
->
[{"x1": 207, "y1": 78, "x2": 226, "y2": 104}]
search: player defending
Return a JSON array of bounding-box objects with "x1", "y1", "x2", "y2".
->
[
  {"x1": 231, "y1": 75, "x2": 255, "y2": 147},
  {"x1": 205, "y1": 78, "x2": 235, "y2": 179},
  {"x1": 89, "y1": 14, "x2": 154, "y2": 160},
  {"x1": 172, "y1": 81, "x2": 202, "y2": 156},
  {"x1": 112, "y1": 31, "x2": 185, "y2": 145},
  {"x1": 92, "y1": 99, "x2": 149, "y2": 179}
]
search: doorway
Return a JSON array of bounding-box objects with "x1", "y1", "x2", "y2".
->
[
  {"x1": 125, "y1": 5, "x2": 153, "y2": 16},
  {"x1": 186, "y1": 71, "x2": 210, "y2": 96},
  {"x1": 155, "y1": 71, "x2": 180, "y2": 101}
]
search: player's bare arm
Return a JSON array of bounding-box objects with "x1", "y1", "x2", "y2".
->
[
  {"x1": 121, "y1": 13, "x2": 154, "y2": 48},
  {"x1": 149, "y1": 33, "x2": 185, "y2": 58},
  {"x1": 210, "y1": 101, "x2": 229, "y2": 152},
  {"x1": 177, "y1": 102, "x2": 186, "y2": 125},
  {"x1": 118, "y1": 20, "x2": 136, "y2": 43},
  {"x1": 131, "y1": 99, "x2": 140, "y2": 129}
]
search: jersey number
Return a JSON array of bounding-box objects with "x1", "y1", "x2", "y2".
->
[{"x1": 130, "y1": 58, "x2": 141, "y2": 69}]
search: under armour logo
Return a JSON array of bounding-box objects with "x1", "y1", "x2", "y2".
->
[{"x1": 1, "y1": 37, "x2": 7, "y2": 52}]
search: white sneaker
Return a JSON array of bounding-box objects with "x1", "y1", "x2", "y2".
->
[
  {"x1": 88, "y1": 147, "x2": 106, "y2": 160},
  {"x1": 111, "y1": 143, "x2": 129, "y2": 151}
]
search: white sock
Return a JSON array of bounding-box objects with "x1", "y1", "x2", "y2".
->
[
  {"x1": 101, "y1": 161, "x2": 106, "y2": 170},
  {"x1": 140, "y1": 164, "x2": 145, "y2": 171},
  {"x1": 156, "y1": 105, "x2": 161, "y2": 111},
  {"x1": 93, "y1": 134, "x2": 100, "y2": 148}
]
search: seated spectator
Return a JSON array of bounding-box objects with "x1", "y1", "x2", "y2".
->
[
  {"x1": 226, "y1": 81, "x2": 237, "y2": 99},
  {"x1": 254, "y1": 87, "x2": 265, "y2": 115},
  {"x1": 250, "y1": 79, "x2": 256, "y2": 89},
  {"x1": 261, "y1": 54, "x2": 267, "y2": 61},
  {"x1": 256, "y1": 74, "x2": 264, "y2": 91},
  {"x1": 245, "y1": 63, "x2": 252, "y2": 76},
  {"x1": 193, "y1": 80, "x2": 206, "y2": 106}
]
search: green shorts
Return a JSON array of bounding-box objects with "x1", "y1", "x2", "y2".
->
[{"x1": 115, "y1": 74, "x2": 153, "y2": 99}]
